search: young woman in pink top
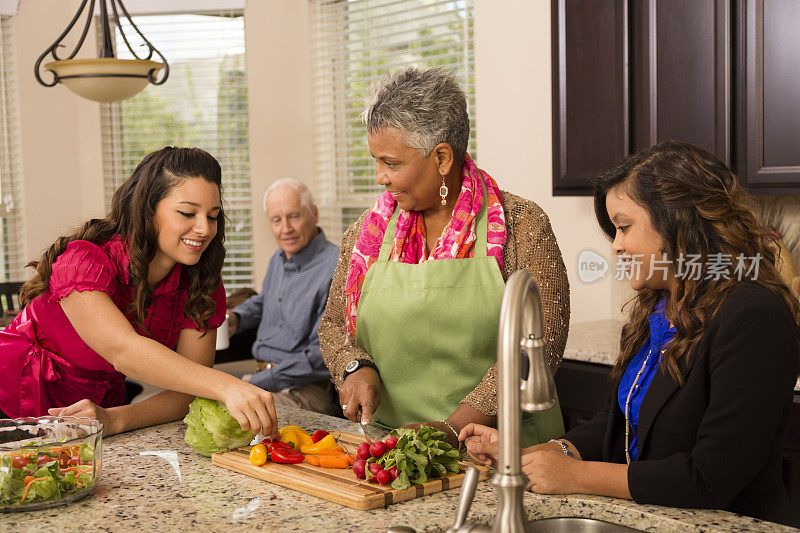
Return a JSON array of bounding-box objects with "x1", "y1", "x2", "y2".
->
[{"x1": 0, "y1": 147, "x2": 278, "y2": 437}]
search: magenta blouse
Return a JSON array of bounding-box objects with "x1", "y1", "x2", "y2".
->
[{"x1": 0, "y1": 236, "x2": 226, "y2": 418}]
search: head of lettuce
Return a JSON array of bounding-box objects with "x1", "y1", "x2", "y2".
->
[{"x1": 184, "y1": 397, "x2": 255, "y2": 457}]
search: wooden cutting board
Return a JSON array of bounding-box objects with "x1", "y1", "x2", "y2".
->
[{"x1": 211, "y1": 430, "x2": 491, "y2": 510}]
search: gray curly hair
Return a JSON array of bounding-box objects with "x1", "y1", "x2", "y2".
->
[{"x1": 363, "y1": 66, "x2": 470, "y2": 164}]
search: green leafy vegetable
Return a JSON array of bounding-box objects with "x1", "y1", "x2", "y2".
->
[
  {"x1": 183, "y1": 397, "x2": 256, "y2": 457},
  {"x1": 368, "y1": 426, "x2": 462, "y2": 490},
  {"x1": 79, "y1": 442, "x2": 94, "y2": 463},
  {"x1": 1, "y1": 447, "x2": 95, "y2": 507}
]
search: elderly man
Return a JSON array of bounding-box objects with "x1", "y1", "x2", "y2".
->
[{"x1": 228, "y1": 179, "x2": 339, "y2": 415}]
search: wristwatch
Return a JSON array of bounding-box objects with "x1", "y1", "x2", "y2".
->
[{"x1": 342, "y1": 359, "x2": 379, "y2": 380}]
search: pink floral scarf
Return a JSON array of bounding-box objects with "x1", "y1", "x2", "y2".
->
[{"x1": 343, "y1": 154, "x2": 506, "y2": 338}]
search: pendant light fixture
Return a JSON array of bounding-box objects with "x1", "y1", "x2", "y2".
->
[{"x1": 34, "y1": 0, "x2": 169, "y2": 102}]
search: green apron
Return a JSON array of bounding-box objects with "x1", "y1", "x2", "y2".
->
[{"x1": 354, "y1": 182, "x2": 564, "y2": 447}]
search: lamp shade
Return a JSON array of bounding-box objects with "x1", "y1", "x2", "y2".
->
[{"x1": 44, "y1": 58, "x2": 163, "y2": 102}]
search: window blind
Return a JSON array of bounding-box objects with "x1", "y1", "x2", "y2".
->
[
  {"x1": 0, "y1": 15, "x2": 25, "y2": 283},
  {"x1": 309, "y1": 0, "x2": 476, "y2": 241},
  {"x1": 100, "y1": 10, "x2": 252, "y2": 293}
]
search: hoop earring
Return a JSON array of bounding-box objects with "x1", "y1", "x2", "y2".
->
[{"x1": 439, "y1": 175, "x2": 448, "y2": 206}]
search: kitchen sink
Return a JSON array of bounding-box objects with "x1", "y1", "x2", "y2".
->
[{"x1": 529, "y1": 517, "x2": 640, "y2": 532}]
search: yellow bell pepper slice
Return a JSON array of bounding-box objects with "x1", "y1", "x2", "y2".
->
[
  {"x1": 280, "y1": 430, "x2": 303, "y2": 449},
  {"x1": 299, "y1": 433, "x2": 338, "y2": 454},
  {"x1": 278, "y1": 425, "x2": 308, "y2": 438},
  {"x1": 278, "y1": 426, "x2": 314, "y2": 446}
]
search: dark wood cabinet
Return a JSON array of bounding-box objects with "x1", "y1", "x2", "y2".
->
[
  {"x1": 735, "y1": 0, "x2": 800, "y2": 193},
  {"x1": 553, "y1": 0, "x2": 800, "y2": 196},
  {"x1": 554, "y1": 359, "x2": 612, "y2": 432},
  {"x1": 631, "y1": 0, "x2": 730, "y2": 163},
  {"x1": 551, "y1": 0, "x2": 629, "y2": 196}
]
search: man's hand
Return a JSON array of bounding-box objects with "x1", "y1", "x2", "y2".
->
[
  {"x1": 228, "y1": 312, "x2": 239, "y2": 336},
  {"x1": 338, "y1": 367, "x2": 380, "y2": 424}
]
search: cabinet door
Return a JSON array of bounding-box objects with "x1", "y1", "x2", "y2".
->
[
  {"x1": 736, "y1": 0, "x2": 800, "y2": 192},
  {"x1": 552, "y1": 0, "x2": 629, "y2": 196},
  {"x1": 632, "y1": 0, "x2": 731, "y2": 164}
]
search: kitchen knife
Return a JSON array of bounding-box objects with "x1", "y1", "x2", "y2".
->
[{"x1": 356, "y1": 408, "x2": 372, "y2": 443}]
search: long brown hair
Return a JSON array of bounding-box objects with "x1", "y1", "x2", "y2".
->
[
  {"x1": 20, "y1": 147, "x2": 226, "y2": 331},
  {"x1": 594, "y1": 140, "x2": 800, "y2": 383}
]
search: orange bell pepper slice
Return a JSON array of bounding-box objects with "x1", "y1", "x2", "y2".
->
[
  {"x1": 318, "y1": 455, "x2": 350, "y2": 469},
  {"x1": 317, "y1": 447, "x2": 345, "y2": 456}
]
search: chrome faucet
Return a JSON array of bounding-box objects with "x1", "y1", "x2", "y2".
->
[{"x1": 447, "y1": 270, "x2": 558, "y2": 533}]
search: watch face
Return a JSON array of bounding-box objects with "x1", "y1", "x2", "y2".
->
[{"x1": 345, "y1": 360, "x2": 359, "y2": 373}]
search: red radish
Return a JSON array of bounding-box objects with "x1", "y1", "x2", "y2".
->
[
  {"x1": 369, "y1": 441, "x2": 388, "y2": 458},
  {"x1": 388, "y1": 466, "x2": 399, "y2": 481},
  {"x1": 384, "y1": 435, "x2": 398, "y2": 450},
  {"x1": 357, "y1": 442, "x2": 371, "y2": 460},
  {"x1": 368, "y1": 476, "x2": 378, "y2": 483},
  {"x1": 311, "y1": 430, "x2": 329, "y2": 443},
  {"x1": 352, "y1": 459, "x2": 367, "y2": 479},
  {"x1": 376, "y1": 469, "x2": 392, "y2": 485},
  {"x1": 368, "y1": 462, "x2": 383, "y2": 475}
]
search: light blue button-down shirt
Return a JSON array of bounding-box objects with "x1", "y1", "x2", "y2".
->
[{"x1": 232, "y1": 230, "x2": 339, "y2": 392}]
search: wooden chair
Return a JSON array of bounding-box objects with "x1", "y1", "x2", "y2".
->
[{"x1": 0, "y1": 281, "x2": 22, "y2": 314}]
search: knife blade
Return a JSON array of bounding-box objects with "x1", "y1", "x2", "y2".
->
[{"x1": 356, "y1": 408, "x2": 372, "y2": 443}]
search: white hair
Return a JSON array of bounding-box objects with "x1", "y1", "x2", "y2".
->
[
  {"x1": 363, "y1": 66, "x2": 469, "y2": 163},
  {"x1": 262, "y1": 178, "x2": 316, "y2": 215}
]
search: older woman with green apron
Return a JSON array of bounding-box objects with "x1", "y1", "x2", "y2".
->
[{"x1": 319, "y1": 66, "x2": 570, "y2": 447}]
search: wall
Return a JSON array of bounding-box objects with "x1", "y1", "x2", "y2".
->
[
  {"x1": 11, "y1": 0, "x2": 632, "y2": 322},
  {"x1": 473, "y1": 0, "x2": 629, "y2": 323},
  {"x1": 243, "y1": 0, "x2": 313, "y2": 286},
  {"x1": 13, "y1": 0, "x2": 105, "y2": 267}
]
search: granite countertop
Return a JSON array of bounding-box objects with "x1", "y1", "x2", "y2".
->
[
  {"x1": 564, "y1": 319, "x2": 625, "y2": 366},
  {"x1": 564, "y1": 319, "x2": 800, "y2": 391},
  {"x1": 1, "y1": 406, "x2": 792, "y2": 532}
]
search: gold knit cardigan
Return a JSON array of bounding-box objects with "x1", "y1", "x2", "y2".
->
[{"x1": 318, "y1": 190, "x2": 570, "y2": 416}]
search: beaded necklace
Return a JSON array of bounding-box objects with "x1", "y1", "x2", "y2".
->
[{"x1": 624, "y1": 346, "x2": 666, "y2": 464}]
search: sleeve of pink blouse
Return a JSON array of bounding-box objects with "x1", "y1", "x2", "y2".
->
[
  {"x1": 180, "y1": 280, "x2": 226, "y2": 331},
  {"x1": 48, "y1": 240, "x2": 117, "y2": 303}
]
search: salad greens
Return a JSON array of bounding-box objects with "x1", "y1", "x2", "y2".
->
[
  {"x1": 0, "y1": 447, "x2": 94, "y2": 507},
  {"x1": 183, "y1": 397, "x2": 255, "y2": 457},
  {"x1": 370, "y1": 426, "x2": 461, "y2": 490}
]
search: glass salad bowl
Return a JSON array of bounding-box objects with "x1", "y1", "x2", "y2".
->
[{"x1": 0, "y1": 416, "x2": 102, "y2": 512}]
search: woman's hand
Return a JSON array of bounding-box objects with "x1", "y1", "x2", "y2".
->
[
  {"x1": 459, "y1": 423, "x2": 499, "y2": 466},
  {"x1": 220, "y1": 380, "x2": 279, "y2": 438},
  {"x1": 522, "y1": 450, "x2": 582, "y2": 494},
  {"x1": 338, "y1": 368, "x2": 380, "y2": 424},
  {"x1": 48, "y1": 399, "x2": 118, "y2": 435}
]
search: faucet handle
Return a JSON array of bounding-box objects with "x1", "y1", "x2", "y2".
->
[
  {"x1": 520, "y1": 337, "x2": 557, "y2": 412},
  {"x1": 447, "y1": 466, "x2": 480, "y2": 532}
]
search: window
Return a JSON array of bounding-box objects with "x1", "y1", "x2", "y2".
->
[
  {"x1": 310, "y1": 0, "x2": 476, "y2": 241},
  {"x1": 100, "y1": 9, "x2": 252, "y2": 292},
  {"x1": 0, "y1": 14, "x2": 24, "y2": 282}
]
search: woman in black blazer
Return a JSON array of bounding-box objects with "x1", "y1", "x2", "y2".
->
[{"x1": 460, "y1": 141, "x2": 800, "y2": 525}]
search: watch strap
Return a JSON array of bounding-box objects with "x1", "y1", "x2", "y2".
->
[{"x1": 342, "y1": 358, "x2": 379, "y2": 380}]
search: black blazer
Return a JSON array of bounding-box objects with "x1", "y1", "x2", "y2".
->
[{"x1": 565, "y1": 283, "x2": 799, "y2": 525}]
